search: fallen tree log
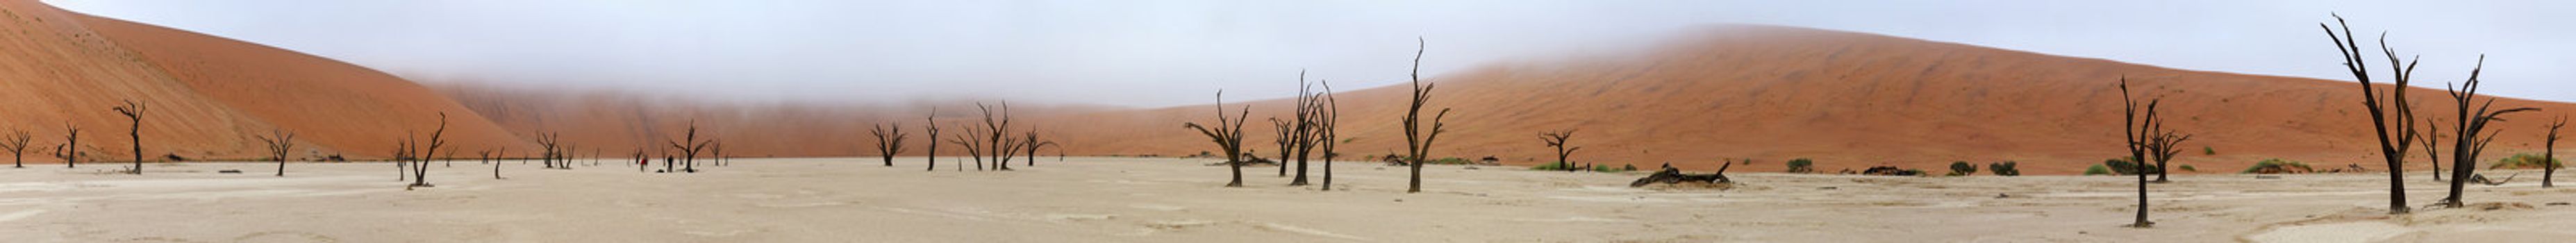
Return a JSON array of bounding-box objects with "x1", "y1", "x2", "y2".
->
[{"x1": 1629, "y1": 162, "x2": 1731, "y2": 187}]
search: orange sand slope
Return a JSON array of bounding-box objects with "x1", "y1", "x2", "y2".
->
[
  {"x1": 1039, "y1": 24, "x2": 2576, "y2": 175},
  {"x1": 0, "y1": 0, "x2": 531, "y2": 162}
]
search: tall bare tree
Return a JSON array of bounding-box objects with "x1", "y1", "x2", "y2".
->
[
  {"x1": 2421, "y1": 122, "x2": 2445, "y2": 182},
  {"x1": 924, "y1": 108, "x2": 942, "y2": 171},
  {"x1": 949, "y1": 125, "x2": 983, "y2": 171},
  {"x1": 2118, "y1": 77, "x2": 2164, "y2": 228},
  {"x1": 1288, "y1": 74, "x2": 1322, "y2": 185},
  {"x1": 874, "y1": 122, "x2": 909, "y2": 167},
  {"x1": 2546, "y1": 117, "x2": 2564, "y2": 187},
  {"x1": 489, "y1": 147, "x2": 508, "y2": 179},
  {"x1": 1400, "y1": 37, "x2": 1452, "y2": 194},
  {"x1": 260, "y1": 129, "x2": 295, "y2": 176},
  {"x1": 2, "y1": 129, "x2": 30, "y2": 168},
  {"x1": 667, "y1": 121, "x2": 714, "y2": 173},
  {"x1": 1315, "y1": 81, "x2": 1343, "y2": 190},
  {"x1": 2439, "y1": 57, "x2": 2536, "y2": 208},
  {"x1": 1185, "y1": 91, "x2": 1252, "y2": 187},
  {"x1": 1540, "y1": 129, "x2": 1580, "y2": 172},
  {"x1": 976, "y1": 102, "x2": 1017, "y2": 171},
  {"x1": 113, "y1": 100, "x2": 146, "y2": 174},
  {"x1": 2322, "y1": 15, "x2": 2426, "y2": 215},
  {"x1": 1022, "y1": 130, "x2": 1054, "y2": 167},
  {"x1": 404, "y1": 112, "x2": 452, "y2": 187}
]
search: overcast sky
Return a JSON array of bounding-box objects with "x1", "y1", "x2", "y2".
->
[{"x1": 45, "y1": 0, "x2": 2576, "y2": 107}]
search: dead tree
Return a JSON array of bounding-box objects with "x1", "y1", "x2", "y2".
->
[
  {"x1": 534, "y1": 132, "x2": 561, "y2": 169},
  {"x1": 486, "y1": 147, "x2": 506, "y2": 179},
  {"x1": 260, "y1": 129, "x2": 295, "y2": 176},
  {"x1": 948, "y1": 126, "x2": 983, "y2": 171},
  {"x1": 392, "y1": 137, "x2": 408, "y2": 181},
  {"x1": 1400, "y1": 37, "x2": 1452, "y2": 194},
  {"x1": 1270, "y1": 118, "x2": 1296, "y2": 176},
  {"x1": 2421, "y1": 122, "x2": 2445, "y2": 182},
  {"x1": 1288, "y1": 74, "x2": 1321, "y2": 185},
  {"x1": 2547, "y1": 117, "x2": 2564, "y2": 187},
  {"x1": 874, "y1": 122, "x2": 908, "y2": 167},
  {"x1": 667, "y1": 121, "x2": 714, "y2": 173},
  {"x1": 1541, "y1": 129, "x2": 1581, "y2": 172},
  {"x1": 404, "y1": 112, "x2": 452, "y2": 187},
  {"x1": 2437, "y1": 56, "x2": 2535, "y2": 208},
  {"x1": 1022, "y1": 130, "x2": 1053, "y2": 167},
  {"x1": 976, "y1": 102, "x2": 1017, "y2": 171},
  {"x1": 58, "y1": 124, "x2": 78, "y2": 168},
  {"x1": 924, "y1": 108, "x2": 941, "y2": 171},
  {"x1": 1315, "y1": 81, "x2": 1343, "y2": 190},
  {"x1": 2, "y1": 129, "x2": 30, "y2": 168},
  {"x1": 2118, "y1": 77, "x2": 2160, "y2": 228},
  {"x1": 113, "y1": 100, "x2": 146, "y2": 174},
  {"x1": 2322, "y1": 15, "x2": 2425, "y2": 215},
  {"x1": 1185, "y1": 91, "x2": 1253, "y2": 187}
]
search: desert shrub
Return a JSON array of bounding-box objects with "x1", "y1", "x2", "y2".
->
[
  {"x1": 1947, "y1": 161, "x2": 1977, "y2": 176},
  {"x1": 1529, "y1": 162, "x2": 1575, "y2": 171},
  {"x1": 1987, "y1": 161, "x2": 2020, "y2": 176},
  {"x1": 2102, "y1": 157, "x2": 2159, "y2": 175},
  {"x1": 2084, "y1": 165, "x2": 2112, "y2": 176},
  {"x1": 2202, "y1": 146, "x2": 2216, "y2": 156},
  {"x1": 1590, "y1": 165, "x2": 1629, "y2": 172},
  {"x1": 2179, "y1": 165, "x2": 2197, "y2": 172},
  {"x1": 2241, "y1": 158, "x2": 2313, "y2": 174},
  {"x1": 1786, "y1": 158, "x2": 1815, "y2": 174},
  {"x1": 1622, "y1": 164, "x2": 1637, "y2": 171},
  {"x1": 2489, "y1": 153, "x2": 2564, "y2": 169}
]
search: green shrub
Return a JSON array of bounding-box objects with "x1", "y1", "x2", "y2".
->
[
  {"x1": 1947, "y1": 161, "x2": 1977, "y2": 176},
  {"x1": 1622, "y1": 164, "x2": 1637, "y2": 171},
  {"x1": 1426, "y1": 157, "x2": 1473, "y2": 165},
  {"x1": 2102, "y1": 157, "x2": 2159, "y2": 175},
  {"x1": 1590, "y1": 165, "x2": 1629, "y2": 172},
  {"x1": 1529, "y1": 162, "x2": 1575, "y2": 170},
  {"x1": 2490, "y1": 153, "x2": 2564, "y2": 169},
  {"x1": 2202, "y1": 146, "x2": 2216, "y2": 156},
  {"x1": 2179, "y1": 165, "x2": 2197, "y2": 172},
  {"x1": 1786, "y1": 158, "x2": 1815, "y2": 174},
  {"x1": 2084, "y1": 165, "x2": 2112, "y2": 176},
  {"x1": 1987, "y1": 161, "x2": 2020, "y2": 176},
  {"x1": 2242, "y1": 158, "x2": 2313, "y2": 174}
]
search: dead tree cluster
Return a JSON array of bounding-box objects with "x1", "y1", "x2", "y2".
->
[
  {"x1": 394, "y1": 112, "x2": 452, "y2": 188},
  {"x1": 2118, "y1": 77, "x2": 2191, "y2": 228},
  {"x1": 938, "y1": 102, "x2": 1054, "y2": 173},
  {"x1": 667, "y1": 121, "x2": 713, "y2": 173},
  {"x1": 1264, "y1": 70, "x2": 1329, "y2": 186},
  {"x1": 2321, "y1": 14, "x2": 2534, "y2": 213}
]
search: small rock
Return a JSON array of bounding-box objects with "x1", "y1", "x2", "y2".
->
[
  {"x1": 1393, "y1": 199, "x2": 1404, "y2": 203},
  {"x1": 1995, "y1": 193, "x2": 2010, "y2": 199}
]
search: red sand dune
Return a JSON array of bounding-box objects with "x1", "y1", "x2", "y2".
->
[{"x1": 0, "y1": 0, "x2": 532, "y2": 162}]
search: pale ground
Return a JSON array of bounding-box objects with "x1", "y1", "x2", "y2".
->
[{"x1": 0, "y1": 157, "x2": 2569, "y2": 242}]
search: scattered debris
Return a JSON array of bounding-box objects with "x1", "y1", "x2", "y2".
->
[
  {"x1": 2468, "y1": 173, "x2": 2520, "y2": 186},
  {"x1": 2545, "y1": 202, "x2": 2569, "y2": 206},
  {"x1": 216, "y1": 169, "x2": 240, "y2": 174},
  {"x1": 1861, "y1": 166, "x2": 1923, "y2": 176}
]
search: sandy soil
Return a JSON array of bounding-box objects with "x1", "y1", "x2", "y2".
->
[{"x1": 0, "y1": 157, "x2": 2567, "y2": 242}]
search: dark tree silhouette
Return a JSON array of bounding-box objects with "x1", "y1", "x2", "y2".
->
[
  {"x1": 925, "y1": 108, "x2": 941, "y2": 171},
  {"x1": 2546, "y1": 117, "x2": 2564, "y2": 187},
  {"x1": 2421, "y1": 122, "x2": 2445, "y2": 182},
  {"x1": 1287, "y1": 74, "x2": 1322, "y2": 185},
  {"x1": 1022, "y1": 130, "x2": 1053, "y2": 167},
  {"x1": 1400, "y1": 37, "x2": 1452, "y2": 194},
  {"x1": 1185, "y1": 91, "x2": 1252, "y2": 187},
  {"x1": 1270, "y1": 118, "x2": 1296, "y2": 177},
  {"x1": 667, "y1": 121, "x2": 714, "y2": 173},
  {"x1": 2438, "y1": 57, "x2": 2536, "y2": 208},
  {"x1": 260, "y1": 129, "x2": 295, "y2": 176},
  {"x1": 535, "y1": 132, "x2": 561, "y2": 169},
  {"x1": 58, "y1": 123, "x2": 78, "y2": 169},
  {"x1": 2117, "y1": 77, "x2": 2166, "y2": 228},
  {"x1": 874, "y1": 122, "x2": 908, "y2": 167},
  {"x1": 403, "y1": 112, "x2": 452, "y2": 188},
  {"x1": 2, "y1": 129, "x2": 30, "y2": 168},
  {"x1": 392, "y1": 137, "x2": 408, "y2": 181},
  {"x1": 1540, "y1": 129, "x2": 1581, "y2": 172},
  {"x1": 113, "y1": 100, "x2": 146, "y2": 174},
  {"x1": 2322, "y1": 15, "x2": 2427, "y2": 215},
  {"x1": 1315, "y1": 81, "x2": 1343, "y2": 190},
  {"x1": 488, "y1": 147, "x2": 507, "y2": 179},
  {"x1": 949, "y1": 124, "x2": 983, "y2": 171},
  {"x1": 975, "y1": 102, "x2": 1018, "y2": 171}
]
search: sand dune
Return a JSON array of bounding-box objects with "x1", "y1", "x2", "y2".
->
[{"x1": 0, "y1": 0, "x2": 532, "y2": 162}]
